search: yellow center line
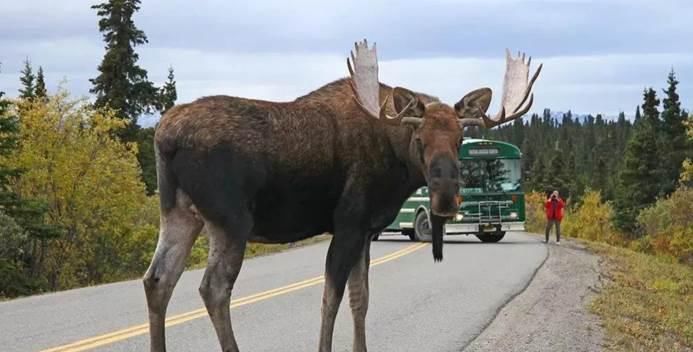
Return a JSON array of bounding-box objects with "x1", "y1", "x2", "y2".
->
[{"x1": 40, "y1": 242, "x2": 428, "y2": 352}]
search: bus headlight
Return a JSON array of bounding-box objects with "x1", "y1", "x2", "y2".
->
[
  {"x1": 455, "y1": 214, "x2": 464, "y2": 221},
  {"x1": 509, "y1": 212, "x2": 518, "y2": 219}
]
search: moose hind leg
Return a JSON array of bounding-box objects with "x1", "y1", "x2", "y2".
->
[
  {"x1": 348, "y1": 240, "x2": 371, "y2": 352},
  {"x1": 199, "y1": 215, "x2": 251, "y2": 352},
  {"x1": 143, "y1": 194, "x2": 203, "y2": 352}
]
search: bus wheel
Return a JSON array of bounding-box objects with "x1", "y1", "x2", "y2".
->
[
  {"x1": 476, "y1": 231, "x2": 505, "y2": 243},
  {"x1": 402, "y1": 229, "x2": 416, "y2": 242},
  {"x1": 414, "y1": 211, "x2": 433, "y2": 242}
]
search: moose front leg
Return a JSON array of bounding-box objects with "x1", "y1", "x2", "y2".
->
[
  {"x1": 318, "y1": 230, "x2": 368, "y2": 352},
  {"x1": 347, "y1": 237, "x2": 372, "y2": 352}
]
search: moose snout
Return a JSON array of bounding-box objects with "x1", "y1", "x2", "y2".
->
[{"x1": 428, "y1": 158, "x2": 460, "y2": 217}]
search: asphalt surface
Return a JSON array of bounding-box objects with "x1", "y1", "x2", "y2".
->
[{"x1": 1, "y1": 232, "x2": 547, "y2": 352}]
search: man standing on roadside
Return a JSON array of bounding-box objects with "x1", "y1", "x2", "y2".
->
[{"x1": 544, "y1": 190, "x2": 565, "y2": 244}]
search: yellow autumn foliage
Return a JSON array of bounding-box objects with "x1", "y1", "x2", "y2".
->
[
  {"x1": 523, "y1": 191, "x2": 547, "y2": 234},
  {"x1": 7, "y1": 89, "x2": 157, "y2": 289},
  {"x1": 637, "y1": 186, "x2": 693, "y2": 264},
  {"x1": 561, "y1": 190, "x2": 623, "y2": 245},
  {"x1": 680, "y1": 116, "x2": 693, "y2": 185}
]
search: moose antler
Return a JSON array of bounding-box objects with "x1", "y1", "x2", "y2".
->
[
  {"x1": 459, "y1": 49, "x2": 542, "y2": 129},
  {"x1": 347, "y1": 39, "x2": 415, "y2": 121}
]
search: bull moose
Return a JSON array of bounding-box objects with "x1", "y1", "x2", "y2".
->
[{"x1": 143, "y1": 39, "x2": 542, "y2": 352}]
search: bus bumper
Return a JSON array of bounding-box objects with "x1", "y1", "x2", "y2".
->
[{"x1": 445, "y1": 221, "x2": 525, "y2": 233}]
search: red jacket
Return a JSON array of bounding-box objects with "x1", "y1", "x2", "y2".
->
[{"x1": 545, "y1": 197, "x2": 565, "y2": 221}]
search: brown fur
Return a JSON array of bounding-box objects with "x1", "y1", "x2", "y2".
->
[{"x1": 147, "y1": 76, "x2": 466, "y2": 352}]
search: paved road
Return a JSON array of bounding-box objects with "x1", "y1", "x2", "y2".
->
[{"x1": 1, "y1": 232, "x2": 546, "y2": 352}]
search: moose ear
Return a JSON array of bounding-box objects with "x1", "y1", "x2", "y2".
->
[
  {"x1": 392, "y1": 87, "x2": 426, "y2": 117},
  {"x1": 454, "y1": 88, "x2": 492, "y2": 119}
]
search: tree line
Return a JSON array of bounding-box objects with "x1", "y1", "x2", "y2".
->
[
  {"x1": 0, "y1": 0, "x2": 180, "y2": 297},
  {"x1": 1, "y1": 0, "x2": 691, "y2": 297},
  {"x1": 483, "y1": 70, "x2": 692, "y2": 237}
]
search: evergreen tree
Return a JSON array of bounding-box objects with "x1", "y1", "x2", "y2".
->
[
  {"x1": 641, "y1": 88, "x2": 660, "y2": 126},
  {"x1": 34, "y1": 66, "x2": 47, "y2": 100},
  {"x1": 613, "y1": 90, "x2": 663, "y2": 233},
  {"x1": 528, "y1": 157, "x2": 546, "y2": 192},
  {"x1": 563, "y1": 151, "x2": 578, "y2": 198},
  {"x1": 18, "y1": 58, "x2": 36, "y2": 99},
  {"x1": 593, "y1": 157, "x2": 609, "y2": 196},
  {"x1": 135, "y1": 127, "x2": 157, "y2": 195},
  {"x1": 158, "y1": 66, "x2": 177, "y2": 114},
  {"x1": 659, "y1": 69, "x2": 688, "y2": 195},
  {"x1": 546, "y1": 148, "x2": 569, "y2": 196},
  {"x1": 0, "y1": 82, "x2": 21, "y2": 209},
  {"x1": 89, "y1": 0, "x2": 157, "y2": 141},
  {"x1": 634, "y1": 105, "x2": 641, "y2": 124}
]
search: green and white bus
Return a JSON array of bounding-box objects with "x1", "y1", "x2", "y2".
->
[{"x1": 383, "y1": 138, "x2": 525, "y2": 243}]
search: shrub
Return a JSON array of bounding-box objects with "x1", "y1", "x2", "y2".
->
[
  {"x1": 637, "y1": 186, "x2": 693, "y2": 264},
  {"x1": 524, "y1": 191, "x2": 546, "y2": 233},
  {"x1": 562, "y1": 190, "x2": 623, "y2": 245}
]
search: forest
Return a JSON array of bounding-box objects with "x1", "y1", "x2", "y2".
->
[
  {"x1": 0, "y1": 0, "x2": 691, "y2": 298},
  {"x1": 482, "y1": 72, "x2": 692, "y2": 261}
]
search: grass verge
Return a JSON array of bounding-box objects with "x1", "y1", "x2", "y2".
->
[
  {"x1": 244, "y1": 234, "x2": 331, "y2": 259},
  {"x1": 186, "y1": 233, "x2": 332, "y2": 270},
  {"x1": 586, "y1": 241, "x2": 693, "y2": 351}
]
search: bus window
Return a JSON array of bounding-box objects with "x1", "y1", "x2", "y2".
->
[{"x1": 460, "y1": 159, "x2": 521, "y2": 192}]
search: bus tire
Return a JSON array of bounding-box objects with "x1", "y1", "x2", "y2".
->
[
  {"x1": 476, "y1": 231, "x2": 505, "y2": 243},
  {"x1": 402, "y1": 229, "x2": 416, "y2": 241},
  {"x1": 414, "y1": 211, "x2": 433, "y2": 242}
]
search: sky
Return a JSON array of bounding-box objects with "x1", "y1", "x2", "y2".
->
[{"x1": 0, "y1": 0, "x2": 691, "y2": 126}]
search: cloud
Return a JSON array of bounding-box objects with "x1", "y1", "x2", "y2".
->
[{"x1": 1, "y1": 0, "x2": 691, "y2": 122}]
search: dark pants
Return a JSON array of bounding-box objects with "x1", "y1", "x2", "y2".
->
[{"x1": 545, "y1": 219, "x2": 561, "y2": 242}]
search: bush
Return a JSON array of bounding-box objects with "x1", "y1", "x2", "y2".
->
[
  {"x1": 562, "y1": 190, "x2": 623, "y2": 245},
  {"x1": 637, "y1": 186, "x2": 693, "y2": 264},
  {"x1": 524, "y1": 191, "x2": 546, "y2": 233},
  {"x1": 7, "y1": 89, "x2": 152, "y2": 290},
  {"x1": 0, "y1": 211, "x2": 45, "y2": 297}
]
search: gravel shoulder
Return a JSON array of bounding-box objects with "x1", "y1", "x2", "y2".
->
[{"x1": 463, "y1": 236, "x2": 605, "y2": 352}]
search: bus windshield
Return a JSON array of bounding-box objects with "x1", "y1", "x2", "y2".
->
[{"x1": 460, "y1": 159, "x2": 521, "y2": 193}]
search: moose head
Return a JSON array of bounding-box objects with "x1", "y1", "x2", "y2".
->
[{"x1": 347, "y1": 40, "x2": 542, "y2": 261}]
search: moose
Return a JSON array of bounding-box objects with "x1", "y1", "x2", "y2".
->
[{"x1": 143, "y1": 39, "x2": 542, "y2": 352}]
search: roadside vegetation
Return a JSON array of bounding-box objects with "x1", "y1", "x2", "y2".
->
[
  {"x1": 589, "y1": 242, "x2": 692, "y2": 351},
  {"x1": 516, "y1": 74, "x2": 692, "y2": 350},
  {"x1": 525, "y1": 185, "x2": 692, "y2": 351},
  {"x1": 0, "y1": 1, "x2": 334, "y2": 299}
]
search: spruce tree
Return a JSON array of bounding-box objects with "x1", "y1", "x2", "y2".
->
[
  {"x1": 641, "y1": 88, "x2": 660, "y2": 126},
  {"x1": 0, "y1": 83, "x2": 21, "y2": 208},
  {"x1": 135, "y1": 127, "x2": 157, "y2": 195},
  {"x1": 18, "y1": 58, "x2": 36, "y2": 100},
  {"x1": 35, "y1": 66, "x2": 47, "y2": 100},
  {"x1": 90, "y1": 0, "x2": 157, "y2": 141},
  {"x1": 158, "y1": 67, "x2": 177, "y2": 114},
  {"x1": 528, "y1": 157, "x2": 546, "y2": 192},
  {"x1": 613, "y1": 89, "x2": 663, "y2": 233},
  {"x1": 659, "y1": 69, "x2": 688, "y2": 195},
  {"x1": 547, "y1": 148, "x2": 569, "y2": 196}
]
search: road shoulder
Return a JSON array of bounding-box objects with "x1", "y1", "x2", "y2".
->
[{"x1": 463, "y1": 238, "x2": 605, "y2": 352}]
